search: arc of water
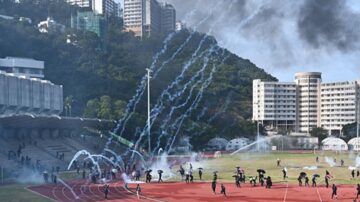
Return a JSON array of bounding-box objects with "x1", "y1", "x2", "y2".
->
[
  {"x1": 85, "y1": 154, "x2": 120, "y2": 168},
  {"x1": 58, "y1": 178, "x2": 80, "y2": 200},
  {"x1": 208, "y1": 92, "x2": 232, "y2": 123},
  {"x1": 104, "y1": 148, "x2": 125, "y2": 170},
  {"x1": 230, "y1": 136, "x2": 277, "y2": 155},
  {"x1": 68, "y1": 150, "x2": 101, "y2": 176}
]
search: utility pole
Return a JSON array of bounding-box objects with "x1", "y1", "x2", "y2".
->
[{"x1": 146, "y1": 68, "x2": 152, "y2": 153}]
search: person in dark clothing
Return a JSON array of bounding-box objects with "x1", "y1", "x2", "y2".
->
[
  {"x1": 356, "y1": 184, "x2": 360, "y2": 199},
  {"x1": 220, "y1": 184, "x2": 227, "y2": 197},
  {"x1": 325, "y1": 176, "x2": 330, "y2": 188},
  {"x1": 185, "y1": 173, "x2": 190, "y2": 184},
  {"x1": 332, "y1": 184, "x2": 337, "y2": 199},
  {"x1": 179, "y1": 166, "x2": 185, "y2": 180},
  {"x1": 352, "y1": 170, "x2": 356, "y2": 178},
  {"x1": 312, "y1": 176, "x2": 317, "y2": 187},
  {"x1": 235, "y1": 175, "x2": 241, "y2": 188},
  {"x1": 213, "y1": 172, "x2": 218, "y2": 181},
  {"x1": 145, "y1": 171, "x2": 152, "y2": 183},
  {"x1": 357, "y1": 170, "x2": 360, "y2": 177},
  {"x1": 211, "y1": 180, "x2": 217, "y2": 194},
  {"x1": 340, "y1": 159, "x2": 344, "y2": 167},
  {"x1": 260, "y1": 177, "x2": 264, "y2": 187},
  {"x1": 189, "y1": 171, "x2": 194, "y2": 183},
  {"x1": 305, "y1": 176, "x2": 309, "y2": 187},
  {"x1": 103, "y1": 184, "x2": 109, "y2": 199},
  {"x1": 266, "y1": 176, "x2": 272, "y2": 189},
  {"x1": 199, "y1": 169, "x2": 203, "y2": 180},
  {"x1": 82, "y1": 170, "x2": 86, "y2": 179},
  {"x1": 282, "y1": 168, "x2": 287, "y2": 180},
  {"x1": 158, "y1": 171, "x2": 163, "y2": 183},
  {"x1": 297, "y1": 175, "x2": 302, "y2": 186},
  {"x1": 316, "y1": 156, "x2": 319, "y2": 163},
  {"x1": 53, "y1": 175, "x2": 57, "y2": 184}
]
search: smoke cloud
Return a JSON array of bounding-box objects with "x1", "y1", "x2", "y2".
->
[{"x1": 166, "y1": 0, "x2": 360, "y2": 81}]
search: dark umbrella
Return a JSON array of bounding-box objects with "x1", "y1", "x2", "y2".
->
[
  {"x1": 157, "y1": 170, "x2": 163, "y2": 174},
  {"x1": 213, "y1": 171, "x2": 218, "y2": 173},
  {"x1": 148, "y1": 169, "x2": 152, "y2": 173},
  {"x1": 257, "y1": 169, "x2": 266, "y2": 174},
  {"x1": 198, "y1": 168, "x2": 203, "y2": 170},
  {"x1": 313, "y1": 174, "x2": 320, "y2": 178},
  {"x1": 300, "y1": 172, "x2": 307, "y2": 176}
]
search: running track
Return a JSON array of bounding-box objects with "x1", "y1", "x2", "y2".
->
[{"x1": 29, "y1": 180, "x2": 360, "y2": 202}]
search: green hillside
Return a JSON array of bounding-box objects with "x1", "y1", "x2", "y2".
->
[{"x1": 0, "y1": 0, "x2": 276, "y2": 150}]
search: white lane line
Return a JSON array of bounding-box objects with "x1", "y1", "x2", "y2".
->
[
  {"x1": 316, "y1": 188, "x2": 323, "y2": 202},
  {"x1": 283, "y1": 183, "x2": 289, "y2": 202}
]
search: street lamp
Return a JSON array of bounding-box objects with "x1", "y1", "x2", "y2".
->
[{"x1": 146, "y1": 68, "x2": 152, "y2": 153}]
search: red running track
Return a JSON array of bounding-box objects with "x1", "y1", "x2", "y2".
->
[{"x1": 29, "y1": 180, "x2": 360, "y2": 202}]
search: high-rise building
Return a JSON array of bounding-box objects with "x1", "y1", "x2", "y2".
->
[
  {"x1": 0, "y1": 57, "x2": 44, "y2": 79},
  {"x1": 160, "y1": 2, "x2": 176, "y2": 33},
  {"x1": 71, "y1": 11, "x2": 106, "y2": 38},
  {"x1": 123, "y1": 0, "x2": 176, "y2": 37},
  {"x1": 66, "y1": 0, "x2": 120, "y2": 17},
  {"x1": 253, "y1": 72, "x2": 360, "y2": 135}
]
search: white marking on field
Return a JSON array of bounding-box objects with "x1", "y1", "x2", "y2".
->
[
  {"x1": 283, "y1": 183, "x2": 289, "y2": 202},
  {"x1": 316, "y1": 187, "x2": 323, "y2": 202}
]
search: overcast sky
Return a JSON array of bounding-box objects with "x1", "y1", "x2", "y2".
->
[{"x1": 159, "y1": 0, "x2": 360, "y2": 82}]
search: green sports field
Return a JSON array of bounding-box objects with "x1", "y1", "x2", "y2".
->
[{"x1": 189, "y1": 151, "x2": 360, "y2": 185}]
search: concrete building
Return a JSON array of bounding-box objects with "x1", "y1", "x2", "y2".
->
[
  {"x1": 160, "y1": 2, "x2": 176, "y2": 33},
  {"x1": 253, "y1": 80, "x2": 297, "y2": 132},
  {"x1": 0, "y1": 72, "x2": 63, "y2": 116},
  {"x1": 253, "y1": 72, "x2": 360, "y2": 135},
  {"x1": 123, "y1": 0, "x2": 176, "y2": 37},
  {"x1": 0, "y1": 57, "x2": 44, "y2": 79}
]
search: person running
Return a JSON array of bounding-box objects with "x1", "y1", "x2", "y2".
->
[
  {"x1": 211, "y1": 180, "x2": 217, "y2": 194},
  {"x1": 190, "y1": 171, "x2": 194, "y2": 183},
  {"x1": 199, "y1": 169, "x2": 203, "y2": 180},
  {"x1": 352, "y1": 170, "x2": 356, "y2": 179},
  {"x1": 266, "y1": 176, "x2": 272, "y2": 189},
  {"x1": 136, "y1": 184, "x2": 141, "y2": 199},
  {"x1": 305, "y1": 176, "x2": 309, "y2": 187},
  {"x1": 103, "y1": 184, "x2": 109, "y2": 199},
  {"x1": 220, "y1": 184, "x2": 227, "y2": 197},
  {"x1": 179, "y1": 166, "x2": 185, "y2": 180},
  {"x1": 312, "y1": 176, "x2": 317, "y2": 187},
  {"x1": 297, "y1": 175, "x2": 302, "y2": 186},
  {"x1": 332, "y1": 184, "x2": 338, "y2": 199}
]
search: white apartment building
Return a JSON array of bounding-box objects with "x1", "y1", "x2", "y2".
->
[
  {"x1": 0, "y1": 57, "x2": 44, "y2": 79},
  {"x1": 123, "y1": 0, "x2": 176, "y2": 37},
  {"x1": 253, "y1": 72, "x2": 360, "y2": 135}
]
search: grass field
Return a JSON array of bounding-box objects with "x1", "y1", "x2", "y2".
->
[
  {"x1": 187, "y1": 151, "x2": 360, "y2": 185},
  {"x1": 0, "y1": 184, "x2": 53, "y2": 202}
]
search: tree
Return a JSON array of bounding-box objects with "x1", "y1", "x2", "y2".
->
[
  {"x1": 310, "y1": 127, "x2": 328, "y2": 144},
  {"x1": 113, "y1": 100, "x2": 127, "y2": 120},
  {"x1": 64, "y1": 95, "x2": 74, "y2": 116},
  {"x1": 98, "y1": 95, "x2": 112, "y2": 119},
  {"x1": 83, "y1": 98, "x2": 100, "y2": 118}
]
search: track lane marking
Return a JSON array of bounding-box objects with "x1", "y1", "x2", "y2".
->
[{"x1": 282, "y1": 183, "x2": 289, "y2": 202}]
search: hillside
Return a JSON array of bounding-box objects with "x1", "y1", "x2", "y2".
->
[{"x1": 0, "y1": 0, "x2": 276, "y2": 150}]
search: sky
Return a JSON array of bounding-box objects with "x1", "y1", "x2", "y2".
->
[{"x1": 161, "y1": 0, "x2": 360, "y2": 82}]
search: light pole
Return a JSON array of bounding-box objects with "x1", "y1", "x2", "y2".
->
[{"x1": 146, "y1": 68, "x2": 152, "y2": 153}]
